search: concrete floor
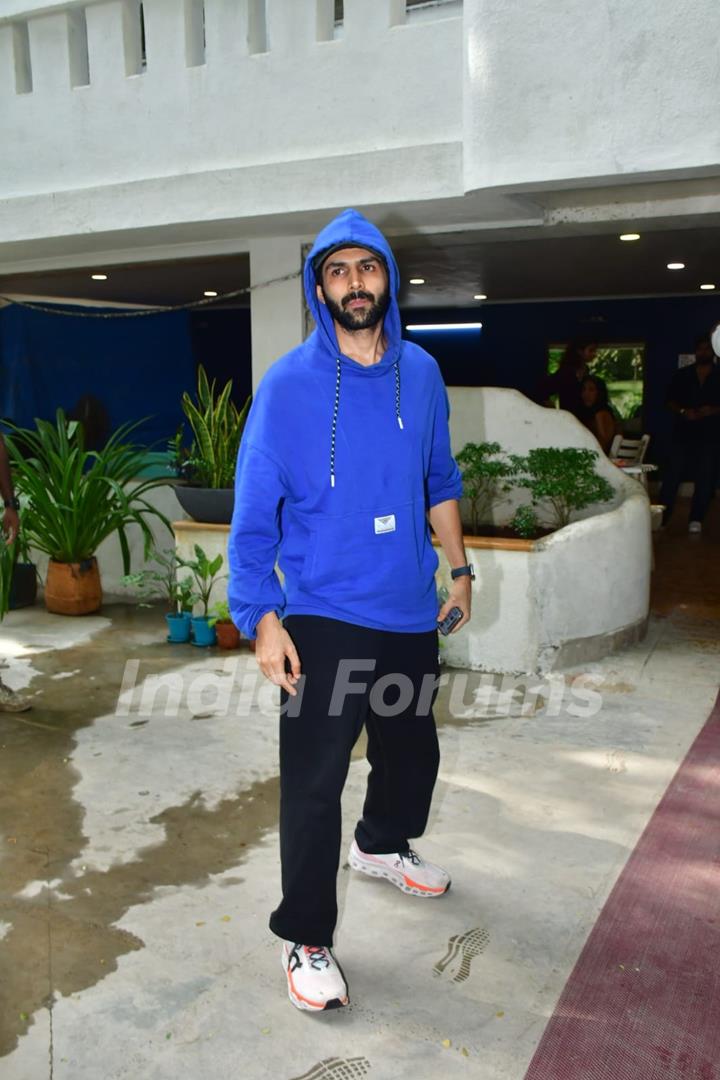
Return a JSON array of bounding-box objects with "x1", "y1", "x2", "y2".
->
[{"x1": 0, "y1": 500, "x2": 718, "y2": 1080}]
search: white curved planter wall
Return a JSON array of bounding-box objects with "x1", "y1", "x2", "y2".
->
[{"x1": 438, "y1": 388, "x2": 652, "y2": 674}]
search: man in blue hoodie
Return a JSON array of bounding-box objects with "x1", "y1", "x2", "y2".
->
[{"x1": 228, "y1": 209, "x2": 473, "y2": 1012}]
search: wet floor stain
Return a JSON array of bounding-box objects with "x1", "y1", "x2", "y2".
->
[
  {"x1": 0, "y1": 605, "x2": 278, "y2": 1059},
  {"x1": 1, "y1": 599, "x2": 716, "y2": 1062}
]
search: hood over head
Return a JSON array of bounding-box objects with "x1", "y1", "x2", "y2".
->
[{"x1": 304, "y1": 209, "x2": 402, "y2": 369}]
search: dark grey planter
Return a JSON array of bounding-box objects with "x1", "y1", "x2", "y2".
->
[
  {"x1": 174, "y1": 485, "x2": 235, "y2": 524},
  {"x1": 9, "y1": 563, "x2": 38, "y2": 609}
]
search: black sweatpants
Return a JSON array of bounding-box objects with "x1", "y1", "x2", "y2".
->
[{"x1": 268, "y1": 615, "x2": 441, "y2": 947}]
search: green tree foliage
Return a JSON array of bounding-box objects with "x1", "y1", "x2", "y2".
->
[
  {"x1": 512, "y1": 447, "x2": 615, "y2": 530},
  {"x1": 455, "y1": 442, "x2": 519, "y2": 533}
]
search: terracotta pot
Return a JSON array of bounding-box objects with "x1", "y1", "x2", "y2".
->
[
  {"x1": 215, "y1": 621, "x2": 240, "y2": 650},
  {"x1": 45, "y1": 557, "x2": 102, "y2": 616}
]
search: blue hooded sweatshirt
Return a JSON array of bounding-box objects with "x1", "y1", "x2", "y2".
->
[{"x1": 227, "y1": 209, "x2": 463, "y2": 639}]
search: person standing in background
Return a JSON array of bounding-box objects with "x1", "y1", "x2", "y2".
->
[
  {"x1": 0, "y1": 433, "x2": 30, "y2": 712},
  {"x1": 659, "y1": 333, "x2": 720, "y2": 533},
  {"x1": 536, "y1": 340, "x2": 598, "y2": 419}
]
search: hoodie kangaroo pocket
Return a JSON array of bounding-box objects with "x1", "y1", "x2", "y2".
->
[{"x1": 300, "y1": 501, "x2": 434, "y2": 609}]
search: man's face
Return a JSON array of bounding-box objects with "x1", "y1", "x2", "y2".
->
[
  {"x1": 696, "y1": 339, "x2": 713, "y2": 365},
  {"x1": 316, "y1": 246, "x2": 390, "y2": 332}
]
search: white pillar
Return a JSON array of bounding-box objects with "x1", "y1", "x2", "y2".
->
[{"x1": 249, "y1": 238, "x2": 305, "y2": 391}]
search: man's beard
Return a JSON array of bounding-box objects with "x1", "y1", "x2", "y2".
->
[{"x1": 323, "y1": 287, "x2": 390, "y2": 332}]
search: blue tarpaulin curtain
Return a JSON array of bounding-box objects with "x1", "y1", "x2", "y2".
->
[{"x1": 0, "y1": 303, "x2": 195, "y2": 448}]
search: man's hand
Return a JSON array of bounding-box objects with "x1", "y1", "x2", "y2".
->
[
  {"x1": 683, "y1": 408, "x2": 700, "y2": 421},
  {"x1": 255, "y1": 611, "x2": 302, "y2": 696},
  {"x1": 2, "y1": 508, "x2": 19, "y2": 545},
  {"x1": 438, "y1": 576, "x2": 472, "y2": 634}
]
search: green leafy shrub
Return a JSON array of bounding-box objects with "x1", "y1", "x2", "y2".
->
[
  {"x1": 455, "y1": 442, "x2": 519, "y2": 534},
  {"x1": 208, "y1": 599, "x2": 233, "y2": 628},
  {"x1": 512, "y1": 447, "x2": 614, "y2": 530},
  {"x1": 510, "y1": 504, "x2": 540, "y2": 539},
  {"x1": 122, "y1": 548, "x2": 197, "y2": 614},
  {"x1": 178, "y1": 544, "x2": 226, "y2": 616}
]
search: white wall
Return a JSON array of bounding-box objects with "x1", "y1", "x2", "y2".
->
[
  {"x1": 463, "y1": 0, "x2": 720, "y2": 191},
  {"x1": 0, "y1": 0, "x2": 463, "y2": 220},
  {"x1": 447, "y1": 386, "x2": 630, "y2": 525},
  {"x1": 4, "y1": 0, "x2": 718, "y2": 263}
]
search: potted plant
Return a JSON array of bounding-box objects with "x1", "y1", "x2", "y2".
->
[
  {"x1": 455, "y1": 442, "x2": 519, "y2": 535},
  {"x1": 122, "y1": 548, "x2": 198, "y2": 643},
  {"x1": 0, "y1": 535, "x2": 17, "y2": 621},
  {"x1": 8, "y1": 524, "x2": 38, "y2": 610},
  {"x1": 512, "y1": 447, "x2": 615, "y2": 530},
  {"x1": 172, "y1": 365, "x2": 251, "y2": 524},
  {"x1": 5, "y1": 410, "x2": 172, "y2": 615},
  {"x1": 208, "y1": 599, "x2": 241, "y2": 650},
  {"x1": 179, "y1": 544, "x2": 227, "y2": 647}
]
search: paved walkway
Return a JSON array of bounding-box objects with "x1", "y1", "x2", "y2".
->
[{"x1": 0, "y1": 508, "x2": 718, "y2": 1080}]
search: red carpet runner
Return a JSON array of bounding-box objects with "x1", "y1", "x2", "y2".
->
[{"x1": 525, "y1": 690, "x2": 720, "y2": 1080}]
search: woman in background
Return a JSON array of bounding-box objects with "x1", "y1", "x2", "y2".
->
[
  {"x1": 579, "y1": 374, "x2": 619, "y2": 454},
  {"x1": 536, "y1": 340, "x2": 598, "y2": 419}
]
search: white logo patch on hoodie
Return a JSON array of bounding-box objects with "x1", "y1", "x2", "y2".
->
[{"x1": 374, "y1": 514, "x2": 396, "y2": 534}]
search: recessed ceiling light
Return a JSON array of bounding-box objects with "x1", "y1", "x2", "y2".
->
[
  {"x1": 203, "y1": 290, "x2": 218, "y2": 297},
  {"x1": 473, "y1": 294, "x2": 487, "y2": 301},
  {"x1": 91, "y1": 273, "x2": 107, "y2": 280},
  {"x1": 409, "y1": 278, "x2": 425, "y2": 285},
  {"x1": 667, "y1": 262, "x2": 685, "y2": 270},
  {"x1": 700, "y1": 283, "x2": 716, "y2": 291},
  {"x1": 619, "y1": 233, "x2": 641, "y2": 241},
  {"x1": 405, "y1": 322, "x2": 483, "y2": 331}
]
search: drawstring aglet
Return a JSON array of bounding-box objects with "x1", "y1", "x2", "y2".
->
[
  {"x1": 331, "y1": 474, "x2": 336, "y2": 487},
  {"x1": 397, "y1": 416, "x2": 404, "y2": 430}
]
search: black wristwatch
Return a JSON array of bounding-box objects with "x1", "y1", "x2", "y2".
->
[
  {"x1": 3, "y1": 497, "x2": 20, "y2": 511},
  {"x1": 450, "y1": 563, "x2": 475, "y2": 581}
]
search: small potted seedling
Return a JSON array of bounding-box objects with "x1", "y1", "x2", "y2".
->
[
  {"x1": 208, "y1": 599, "x2": 240, "y2": 650},
  {"x1": 179, "y1": 544, "x2": 227, "y2": 647},
  {"x1": 122, "y1": 548, "x2": 197, "y2": 643}
]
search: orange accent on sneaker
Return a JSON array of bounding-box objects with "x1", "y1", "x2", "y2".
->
[
  {"x1": 285, "y1": 951, "x2": 348, "y2": 1010},
  {"x1": 402, "y1": 873, "x2": 447, "y2": 894}
]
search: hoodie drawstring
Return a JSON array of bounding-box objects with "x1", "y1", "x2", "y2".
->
[
  {"x1": 330, "y1": 355, "x2": 403, "y2": 487},
  {"x1": 394, "y1": 359, "x2": 404, "y2": 430},
  {"x1": 330, "y1": 356, "x2": 341, "y2": 488}
]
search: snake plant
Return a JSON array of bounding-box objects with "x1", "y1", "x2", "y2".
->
[{"x1": 179, "y1": 366, "x2": 251, "y2": 488}]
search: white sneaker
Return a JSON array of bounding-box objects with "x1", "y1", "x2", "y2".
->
[
  {"x1": 281, "y1": 942, "x2": 349, "y2": 1011},
  {"x1": 348, "y1": 839, "x2": 451, "y2": 897},
  {"x1": 689, "y1": 520, "x2": 702, "y2": 534}
]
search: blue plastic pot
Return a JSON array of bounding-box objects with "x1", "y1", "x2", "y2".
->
[
  {"x1": 166, "y1": 611, "x2": 191, "y2": 643},
  {"x1": 191, "y1": 615, "x2": 217, "y2": 647}
]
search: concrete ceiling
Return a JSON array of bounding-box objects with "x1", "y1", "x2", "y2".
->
[{"x1": 1, "y1": 224, "x2": 719, "y2": 312}]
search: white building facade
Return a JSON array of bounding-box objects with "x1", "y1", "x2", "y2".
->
[{"x1": 1, "y1": 0, "x2": 719, "y2": 382}]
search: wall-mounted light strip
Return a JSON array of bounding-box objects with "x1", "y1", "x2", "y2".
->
[{"x1": 405, "y1": 322, "x2": 483, "y2": 331}]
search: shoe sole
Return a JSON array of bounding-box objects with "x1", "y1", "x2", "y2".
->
[
  {"x1": 281, "y1": 951, "x2": 349, "y2": 1012},
  {"x1": 348, "y1": 851, "x2": 451, "y2": 898}
]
